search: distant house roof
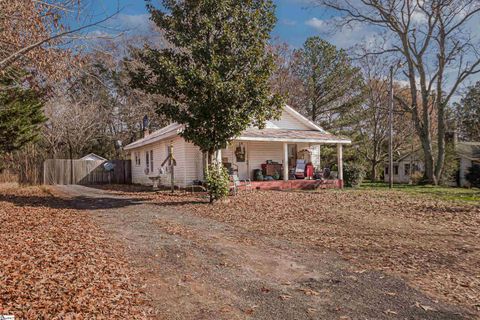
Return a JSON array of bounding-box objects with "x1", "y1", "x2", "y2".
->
[
  {"x1": 238, "y1": 128, "x2": 350, "y2": 143},
  {"x1": 456, "y1": 141, "x2": 480, "y2": 161},
  {"x1": 79, "y1": 153, "x2": 107, "y2": 161},
  {"x1": 396, "y1": 149, "x2": 423, "y2": 162}
]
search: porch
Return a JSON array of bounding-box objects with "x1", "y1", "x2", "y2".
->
[
  {"x1": 250, "y1": 179, "x2": 343, "y2": 190},
  {"x1": 219, "y1": 128, "x2": 350, "y2": 189}
]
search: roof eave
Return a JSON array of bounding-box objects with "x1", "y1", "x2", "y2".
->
[
  {"x1": 124, "y1": 129, "x2": 180, "y2": 150},
  {"x1": 237, "y1": 136, "x2": 351, "y2": 144}
]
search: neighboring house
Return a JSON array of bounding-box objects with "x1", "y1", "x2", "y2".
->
[
  {"x1": 124, "y1": 105, "x2": 351, "y2": 188},
  {"x1": 79, "y1": 153, "x2": 107, "y2": 161},
  {"x1": 457, "y1": 142, "x2": 480, "y2": 187},
  {"x1": 384, "y1": 142, "x2": 480, "y2": 186},
  {"x1": 384, "y1": 150, "x2": 424, "y2": 184}
]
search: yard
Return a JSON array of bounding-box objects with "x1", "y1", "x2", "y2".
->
[
  {"x1": 95, "y1": 183, "x2": 480, "y2": 318},
  {"x1": 0, "y1": 184, "x2": 149, "y2": 318},
  {"x1": 1, "y1": 182, "x2": 479, "y2": 319}
]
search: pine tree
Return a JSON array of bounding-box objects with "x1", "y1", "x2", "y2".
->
[
  {"x1": 291, "y1": 37, "x2": 364, "y2": 131},
  {"x1": 0, "y1": 76, "x2": 46, "y2": 154},
  {"x1": 456, "y1": 81, "x2": 480, "y2": 141}
]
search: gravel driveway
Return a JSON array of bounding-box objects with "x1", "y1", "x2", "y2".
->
[{"x1": 54, "y1": 185, "x2": 471, "y2": 320}]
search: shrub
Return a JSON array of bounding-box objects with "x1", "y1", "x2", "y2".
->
[
  {"x1": 205, "y1": 163, "x2": 230, "y2": 203},
  {"x1": 410, "y1": 171, "x2": 423, "y2": 185},
  {"x1": 466, "y1": 164, "x2": 480, "y2": 187},
  {"x1": 343, "y1": 162, "x2": 366, "y2": 188}
]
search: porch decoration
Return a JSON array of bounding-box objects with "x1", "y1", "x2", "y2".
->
[
  {"x1": 253, "y1": 169, "x2": 264, "y2": 181},
  {"x1": 235, "y1": 143, "x2": 246, "y2": 162},
  {"x1": 160, "y1": 141, "x2": 177, "y2": 193}
]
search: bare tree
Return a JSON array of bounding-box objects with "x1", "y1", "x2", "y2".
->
[
  {"x1": 355, "y1": 52, "x2": 415, "y2": 180},
  {"x1": 322, "y1": 0, "x2": 480, "y2": 184},
  {"x1": 269, "y1": 41, "x2": 306, "y2": 109},
  {"x1": 43, "y1": 97, "x2": 105, "y2": 159},
  {"x1": 0, "y1": 0, "x2": 118, "y2": 84}
]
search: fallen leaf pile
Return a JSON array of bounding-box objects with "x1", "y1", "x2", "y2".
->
[
  {"x1": 0, "y1": 184, "x2": 148, "y2": 319},
  {"x1": 129, "y1": 188, "x2": 479, "y2": 315}
]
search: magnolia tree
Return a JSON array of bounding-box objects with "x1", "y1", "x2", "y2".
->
[
  {"x1": 321, "y1": 0, "x2": 480, "y2": 184},
  {"x1": 130, "y1": 0, "x2": 284, "y2": 163}
]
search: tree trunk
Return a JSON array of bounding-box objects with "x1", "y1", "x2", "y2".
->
[
  {"x1": 419, "y1": 133, "x2": 436, "y2": 184},
  {"x1": 370, "y1": 161, "x2": 377, "y2": 182}
]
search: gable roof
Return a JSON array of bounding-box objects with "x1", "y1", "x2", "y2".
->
[
  {"x1": 282, "y1": 105, "x2": 325, "y2": 132},
  {"x1": 79, "y1": 153, "x2": 107, "y2": 161},
  {"x1": 124, "y1": 123, "x2": 183, "y2": 150},
  {"x1": 124, "y1": 105, "x2": 350, "y2": 150}
]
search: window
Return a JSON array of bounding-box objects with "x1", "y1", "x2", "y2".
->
[
  {"x1": 413, "y1": 164, "x2": 420, "y2": 173},
  {"x1": 150, "y1": 150, "x2": 154, "y2": 173},
  {"x1": 134, "y1": 152, "x2": 141, "y2": 166},
  {"x1": 404, "y1": 164, "x2": 410, "y2": 176},
  {"x1": 393, "y1": 165, "x2": 399, "y2": 175},
  {"x1": 145, "y1": 151, "x2": 150, "y2": 173},
  {"x1": 385, "y1": 166, "x2": 389, "y2": 175}
]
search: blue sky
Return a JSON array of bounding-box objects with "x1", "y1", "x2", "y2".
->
[
  {"x1": 85, "y1": 0, "x2": 349, "y2": 49},
  {"x1": 79, "y1": 0, "x2": 480, "y2": 95}
]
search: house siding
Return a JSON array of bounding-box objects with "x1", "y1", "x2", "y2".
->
[
  {"x1": 184, "y1": 141, "x2": 204, "y2": 183},
  {"x1": 131, "y1": 136, "x2": 186, "y2": 186},
  {"x1": 265, "y1": 111, "x2": 310, "y2": 130},
  {"x1": 459, "y1": 157, "x2": 473, "y2": 187},
  {"x1": 247, "y1": 141, "x2": 284, "y2": 179}
]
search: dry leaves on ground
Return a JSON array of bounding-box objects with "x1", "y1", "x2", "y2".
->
[
  {"x1": 128, "y1": 188, "x2": 479, "y2": 315},
  {"x1": 0, "y1": 184, "x2": 148, "y2": 319}
]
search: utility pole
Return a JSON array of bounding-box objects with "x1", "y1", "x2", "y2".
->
[{"x1": 388, "y1": 65, "x2": 394, "y2": 189}]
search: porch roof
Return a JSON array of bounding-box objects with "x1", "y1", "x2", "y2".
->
[{"x1": 237, "y1": 128, "x2": 351, "y2": 144}]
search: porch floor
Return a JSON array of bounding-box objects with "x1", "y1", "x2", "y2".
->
[{"x1": 250, "y1": 179, "x2": 342, "y2": 190}]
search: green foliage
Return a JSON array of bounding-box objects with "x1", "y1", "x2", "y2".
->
[
  {"x1": 292, "y1": 37, "x2": 364, "y2": 130},
  {"x1": 440, "y1": 141, "x2": 459, "y2": 186},
  {"x1": 205, "y1": 163, "x2": 230, "y2": 203},
  {"x1": 130, "y1": 0, "x2": 284, "y2": 156},
  {"x1": 466, "y1": 164, "x2": 480, "y2": 188},
  {"x1": 0, "y1": 77, "x2": 46, "y2": 155},
  {"x1": 455, "y1": 81, "x2": 480, "y2": 141},
  {"x1": 343, "y1": 162, "x2": 366, "y2": 188}
]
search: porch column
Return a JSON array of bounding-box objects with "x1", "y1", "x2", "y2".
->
[
  {"x1": 215, "y1": 149, "x2": 222, "y2": 165},
  {"x1": 337, "y1": 144, "x2": 343, "y2": 188},
  {"x1": 283, "y1": 142, "x2": 288, "y2": 181}
]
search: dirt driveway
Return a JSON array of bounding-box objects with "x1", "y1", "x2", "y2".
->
[{"x1": 54, "y1": 185, "x2": 472, "y2": 319}]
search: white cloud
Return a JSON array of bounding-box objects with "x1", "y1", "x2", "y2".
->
[{"x1": 305, "y1": 17, "x2": 329, "y2": 33}]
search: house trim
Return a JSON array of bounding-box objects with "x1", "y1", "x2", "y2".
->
[{"x1": 236, "y1": 137, "x2": 351, "y2": 144}]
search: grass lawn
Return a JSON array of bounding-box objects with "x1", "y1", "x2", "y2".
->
[{"x1": 359, "y1": 181, "x2": 480, "y2": 203}]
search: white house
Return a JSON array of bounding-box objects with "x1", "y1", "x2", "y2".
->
[
  {"x1": 457, "y1": 142, "x2": 480, "y2": 187},
  {"x1": 384, "y1": 150, "x2": 424, "y2": 184},
  {"x1": 384, "y1": 142, "x2": 480, "y2": 186},
  {"x1": 124, "y1": 105, "x2": 351, "y2": 188}
]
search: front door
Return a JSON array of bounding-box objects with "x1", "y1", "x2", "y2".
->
[{"x1": 233, "y1": 142, "x2": 248, "y2": 180}]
